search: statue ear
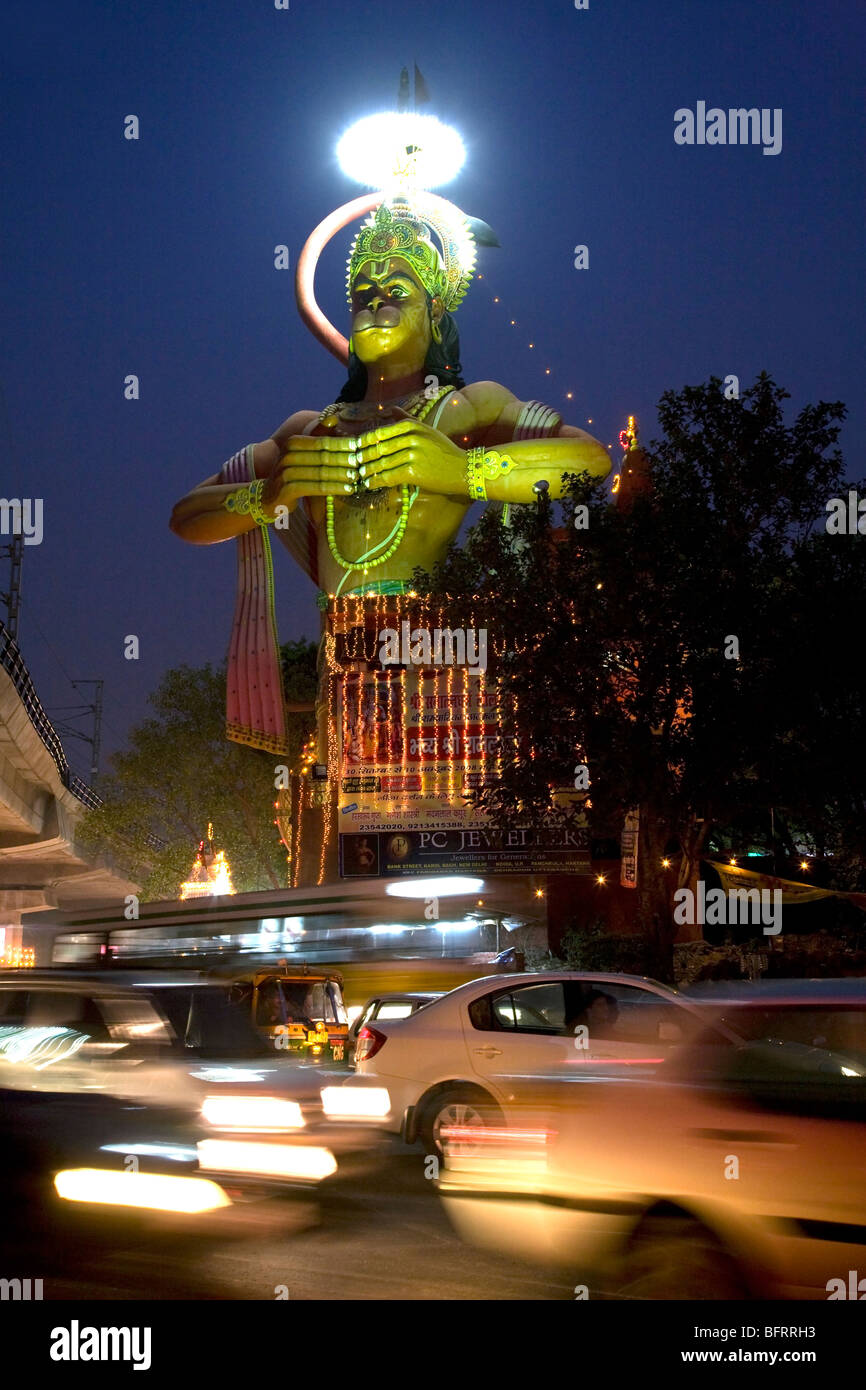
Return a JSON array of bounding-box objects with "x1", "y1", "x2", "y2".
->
[{"x1": 429, "y1": 296, "x2": 445, "y2": 344}]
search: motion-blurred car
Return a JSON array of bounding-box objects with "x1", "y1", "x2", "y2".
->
[
  {"x1": 347, "y1": 992, "x2": 443, "y2": 1066},
  {"x1": 353, "y1": 971, "x2": 728, "y2": 1153},
  {"x1": 0, "y1": 1082, "x2": 266, "y2": 1243},
  {"x1": 439, "y1": 980, "x2": 866, "y2": 1299},
  {"x1": 0, "y1": 970, "x2": 387, "y2": 1187}
]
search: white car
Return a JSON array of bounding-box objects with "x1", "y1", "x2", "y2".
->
[
  {"x1": 439, "y1": 980, "x2": 866, "y2": 1299},
  {"x1": 354, "y1": 971, "x2": 725, "y2": 1153}
]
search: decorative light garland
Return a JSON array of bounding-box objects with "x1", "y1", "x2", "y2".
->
[{"x1": 292, "y1": 777, "x2": 303, "y2": 888}]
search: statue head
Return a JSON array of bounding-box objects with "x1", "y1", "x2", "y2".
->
[
  {"x1": 350, "y1": 254, "x2": 443, "y2": 373},
  {"x1": 338, "y1": 196, "x2": 475, "y2": 400}
]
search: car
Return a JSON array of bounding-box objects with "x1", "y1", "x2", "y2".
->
[
  {"x1": 352, "y1": 971, "x2": 731, "y2": 1154},
  {"x1": 438, "y1": 979, "x2": 866, "y2": 1299},
  {"x1": 0, "y1": 969, "x2": 388, "y2": 1187},
  {"x1": 347, "y1": 992, "x2": 443, "y2": 1065},
  {"x1": 0, "y1": 1082, "x2": 272, "y2": 1247}
]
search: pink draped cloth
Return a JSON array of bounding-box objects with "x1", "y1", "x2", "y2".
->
[{"x1": 219, "y1": 446, "x2": 290, "y2": 754}]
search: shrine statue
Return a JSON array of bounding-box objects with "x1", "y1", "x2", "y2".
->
[{"x1": 170, "y1": 191, "x2": 611, "y2": 754}]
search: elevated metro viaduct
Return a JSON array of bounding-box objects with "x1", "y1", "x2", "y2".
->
[{"x1": 0, "y1": 622, "x2": 138, "y2": 962}]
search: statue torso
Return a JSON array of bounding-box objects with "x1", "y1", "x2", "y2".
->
[{"x1": 300, "y1": 389, "x2": 481, "y2": 593}]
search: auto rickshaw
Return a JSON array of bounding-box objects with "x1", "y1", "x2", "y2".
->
[{"x1": 225, "y1": 966, "x2": 350, "y2": 1063}]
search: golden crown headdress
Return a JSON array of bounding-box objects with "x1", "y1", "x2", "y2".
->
[{"x1": 346, "y1": 193, "x2": 477, "y2": 312}]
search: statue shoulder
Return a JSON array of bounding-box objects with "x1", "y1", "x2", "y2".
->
[
  {"x1": 459, "y1": 380, "x2": 520, "y2": 431},
  {"x1": 271, "y1": 409, "x2": 321, "y2": 449}
]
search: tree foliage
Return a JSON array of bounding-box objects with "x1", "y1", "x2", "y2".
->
[
  {"x1": 416, "y1": 375, "x2": 865, "y2": 969},
  {"x1": 78, "y1": 640, "x2": 318, "y2": 899}
]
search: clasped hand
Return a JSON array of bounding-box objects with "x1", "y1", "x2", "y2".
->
[{"x1": 262, "y1": 414, "x2": 467, "y2": 511}]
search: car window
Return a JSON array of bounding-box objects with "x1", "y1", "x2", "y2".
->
[
  {"x1": 490, "y1": 983, "x2": 567, "y2": 1035},
  {"x1": 686, "y1": 1040, "x2": 866, "y2": 1121},
  {"x1": 376, "y1": 1003, "x2": 417, "y2": 1021},
  {"x1": 717, "y1": 1005, "x2": 866, "y2": 1059},
  {"x1": 0, "y1": 991, "x2": 28, "y2": 1023},
  {"x1": 560, "y1": 984, "x2": 704, "y2": 1046},
  {"x1": 25, "y1": 991, "x2": 112, "y2": 1041},
  {"x1": 152, "y1": 987, "x2": 269, "y2": 1058},
  {"x1": 99, "y1": 996, "x2": 173, "y2": 1045}
]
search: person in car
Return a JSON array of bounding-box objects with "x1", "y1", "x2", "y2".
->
[{"x1": 568, "y1": 989, "x2": 619, "y2": 1041}]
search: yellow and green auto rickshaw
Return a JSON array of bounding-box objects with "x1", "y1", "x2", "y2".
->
[{"x1": 226, "y1": 967, "x2": 349, "y2": 1063}]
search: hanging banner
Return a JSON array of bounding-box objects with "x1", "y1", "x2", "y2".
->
[
  {"x1": 620, "y1": 807, "x2": 639, "y2": 888},
  {"x1": 709, "y1": 862, "x2": 866, "y2": 910}
]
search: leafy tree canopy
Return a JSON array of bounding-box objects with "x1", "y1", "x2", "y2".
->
[
  {"x1": 414, "y1": 375, "x2": 865, "y2": 963},
  {"x1": 77, "y1": 639, "x2": 318, "y2": 899}
]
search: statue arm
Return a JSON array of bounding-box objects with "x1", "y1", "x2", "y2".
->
[
  {"x1": 169, "y1": 411, "x2": 318, "y2": 544},
  {"x1": 459, "y1": 382, "x2": 613, "y2": 502}
]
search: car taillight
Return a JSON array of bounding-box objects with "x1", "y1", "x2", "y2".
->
[{"x1": 355, "y1": 1026, "x2": 387, "y2": 1062}]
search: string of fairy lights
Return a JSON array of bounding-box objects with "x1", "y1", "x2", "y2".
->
[
  {"x1": 471, "y1": 271, "x2": 624, "y2": 484},
  {"x1": 284, "y1": 589, "x2": 604, "y2": 886}
]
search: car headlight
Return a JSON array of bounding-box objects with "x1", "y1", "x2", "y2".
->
[
  {"x1": 201, "y1": 1095, "x2": 305, "y2": 1131},
  {"x1": 320, "y1": 1086, "x2": 391, "y2": 1119},
  {"x1": 197, "y1": 1141, "x2": 337, "y2": 1182},
  {"x1": 54, "y1": 1168, "x2": 231, "y2": 1213}
]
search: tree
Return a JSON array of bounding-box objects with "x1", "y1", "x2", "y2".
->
[
  {"x1": 78, "y1": 640, "x2": 318, "y2": 899},
  {"x1": 416, "y1": 374, "x2": 865, "y2": 977}
]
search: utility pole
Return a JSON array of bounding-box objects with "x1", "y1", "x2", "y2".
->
[
  {"x1": 0, "y1": 532, "x2": 23, "y2": 639},
  {"x1": 52, "y1": 679, "x2": 104, "y2": 784}
]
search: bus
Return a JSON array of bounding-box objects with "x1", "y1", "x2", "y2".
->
[{"x1": 32, "y1": 876, "x2": 538, "y2": 1007}]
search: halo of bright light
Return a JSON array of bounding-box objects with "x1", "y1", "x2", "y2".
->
[
  {"x1": 385, "y1": 877, "x2": 484, "y2": 899},
  {"x1": 54, "y1": 1168, "x2": 231, "y2": 1213},
  {"x1": 320, "y1": 1086, "x2": 391, "y2": 1119},
  {"x1": 201, "y1": 1095, "x2": 304, "y2": 1131},
  {"x1": 336, "y1": 113, "x2": 465, "y2": 191},
  {"x1": 197, "y1": 1140, "x2": 337, "y2": 1182}
]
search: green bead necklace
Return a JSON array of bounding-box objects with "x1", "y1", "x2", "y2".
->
[{"x1": 324, "y1": 386, "x2": 452, "y2": 589}]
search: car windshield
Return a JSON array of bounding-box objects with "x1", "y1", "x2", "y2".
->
[
  {"x1": 152, "y1": 987, "x2": 270, "y2": 1058},
  {"x1": 716, "y1": 1005, "x2": 866, "y2": 1061}
]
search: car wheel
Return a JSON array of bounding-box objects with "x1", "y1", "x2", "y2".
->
[
  {"x1": 420, "y1": 1087, "x2": 503, "y2": 1160},
  {"x1": 612, "y1": 1215, "x2": 749, "y2": 1300}
]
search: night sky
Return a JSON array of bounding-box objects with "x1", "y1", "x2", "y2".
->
[{"x1": 3, "y1": 0, "x2": 864, "y2": 779}]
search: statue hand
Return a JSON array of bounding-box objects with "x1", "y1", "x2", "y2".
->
[
  {"x1": 262, "y1": 433, "x2": 362, "y2": 510},
  {"x1": 355, "y1": 417, "x2": 467, "y2": 495}
]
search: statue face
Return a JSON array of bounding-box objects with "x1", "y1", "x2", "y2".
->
[{"x1": 350, "y1": 256, "x2": 441, "y2": 371}]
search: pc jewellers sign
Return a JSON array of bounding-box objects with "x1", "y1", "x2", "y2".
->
[{"x1": 340, "y1": 822, "x2": 590, "y2": 878}]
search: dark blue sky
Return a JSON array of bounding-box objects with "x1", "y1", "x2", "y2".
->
[{"x1": 3, "y1": 0, "x2": 864, "y2": 778}]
